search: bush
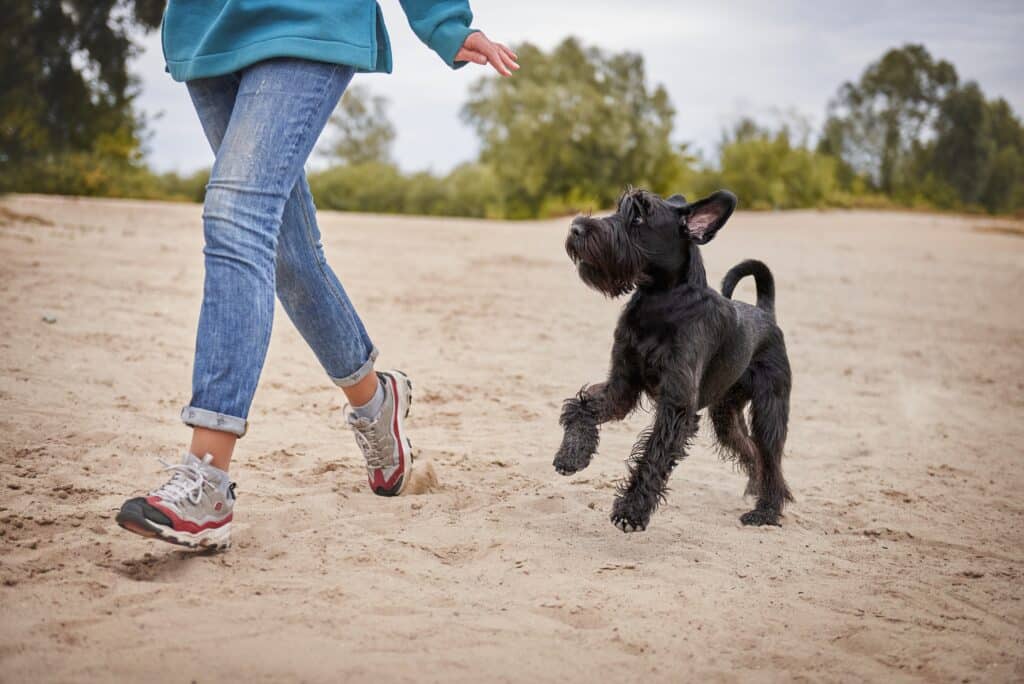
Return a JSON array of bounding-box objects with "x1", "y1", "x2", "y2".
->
[
  {"x1": 308, "y1": 162, "x2": 408, "y2": 213},
  {"x1": 151, "y1": 169, "x2": 210, "y2": 202},
  {"x1": 439, "y1": 163, "x2": 504, "y2": 218},
  {"x1": 686, "y1": 121, "x2": 840, "y2": 211},
  {"x1": 308, "y1": 161, "x2": 504, "y2": 218}
]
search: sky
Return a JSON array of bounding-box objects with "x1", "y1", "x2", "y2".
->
[{"x1": 133, "y1": 0, "x2": 1024, "y2": 175}]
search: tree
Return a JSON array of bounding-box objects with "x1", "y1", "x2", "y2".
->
[
  {"x1": 977, "y1": 98, "x2": 1024, "y2": 213},
  {"x1": 927, "y1": 82, "x2": 993, "y2": 207},
  {"x1": 321, "y1": 85, "x2": 397, "y2": 165},
  {"x1": 462, "y1": 37, "x2": 678, "y2": 218},
  {"x1": 706, "y1": 119, "x2": 839, "y2": 210},
  {"x1": 1, "y1": 1, "x2": 163, "y2": 193},
  {"x1": 819, "y1": 44, "x2": 958, "y2": 194}
]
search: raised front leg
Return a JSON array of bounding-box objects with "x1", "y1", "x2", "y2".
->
[
  {"x1": 611, "y1": 387, "x2": 699, "y2": 532},
  {"x1": 553, "y1": 349, "x2": 641, "y2": 476}
]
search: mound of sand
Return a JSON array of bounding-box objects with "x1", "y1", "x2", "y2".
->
[{"x1": 1, "y1": 195, "x2": 1021, "y2": 681}]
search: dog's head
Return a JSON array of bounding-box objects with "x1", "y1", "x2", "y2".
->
[{"x1": 565, "y1": 189, "x2": 737, "y2": 296}]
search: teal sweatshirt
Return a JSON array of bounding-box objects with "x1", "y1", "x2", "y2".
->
[{"x1": 161, "y1": 0, "x2": 477, "y2": 81}]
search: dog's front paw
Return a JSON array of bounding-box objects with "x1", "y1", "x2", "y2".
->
[
  {"x1": 740, "y1": 507, "x2": 780, "y2": 526},
  {"x1": 552, "y1": 440, "x2": 594, "y2": 476},
  {"x1": 610, "y1": 495, "x2": 651, "y2": 533},
  {"x1": 553, "y1": 451, "x2": 590, "y2": 476}
]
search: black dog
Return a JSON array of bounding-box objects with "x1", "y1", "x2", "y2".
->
[{"x1": 554, "y1": 189, "x2": 793, "y2": 532}]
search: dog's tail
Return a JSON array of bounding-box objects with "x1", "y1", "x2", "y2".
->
[{"x1": 721, "y1": 260, "x2": 775, "y2": 316}]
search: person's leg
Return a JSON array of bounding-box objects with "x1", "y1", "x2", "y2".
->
[
  {"x1": 116, "y1": 72, "x2": 245, "y2": 548},
  {"x1": 274, "y1": 174, "x2": 379, "y2": 403},
  {"x1": 117, "y1": 59, "x2": 357, "y2": 548},
  {"x1": 275, "y1": 171, "x2": 414, "y2": 496},
  {"x1": 180, "y1": 58, "x2": 355, "y2": 469},
  {"x1": 177, "y1": 73, "x2": 244, "y2": 469}
]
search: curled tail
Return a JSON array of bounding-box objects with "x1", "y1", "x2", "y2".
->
[{"x1": 721, "y1": 259, "x2": 775, "y2": 316}]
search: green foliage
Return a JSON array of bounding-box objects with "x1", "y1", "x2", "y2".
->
[
  {"x1": 819, "y1": 44, "x2": 958, "y2": 194},
  {"x1": 461, "y1": 38, "x2": 678, "y2": 218},
  {"x1": 308, "y1": 162, "x2": 408, "y2": 213},
  {"x1": 702, "y1": 119, "x2": 839, "y2": 210},
  {"x1": 308, "y1": 82, "x2": 507, "y2": 218},
  {"x1": 321, "y1": 85, "x2": 397, "y2": 165},
  {"x1": 819, "y1": 44, "x2": 1024, "y2": 214},
  {"x1": 307, "y1": 161, "x2": 502, "y2": 218},
  {"x1": 1, "y1": 0, "x2": 162, "y2": 194},
  {"x1": 7, "y1": 28, "x2": 1024, "y2": 217},
  {"x1": 916, "y1": 88, "x2": 1024, "y2": 213},
  {"x1": 149, "y1": 168, "x2": 211, "y2": 203},
  {"x1": 441, "y1": 163, "x2": 504, "y2": 218},
  {"x1": 978, "y1": 99, "x2": 1024, "y2": 214}
]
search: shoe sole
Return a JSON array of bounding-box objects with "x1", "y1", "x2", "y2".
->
[
  {"x1": 116, "y1": 508, "x2": 231, "y2": 550},
  {"x1": 373, "y1": 370, "x2": 414, "y2": 497}
]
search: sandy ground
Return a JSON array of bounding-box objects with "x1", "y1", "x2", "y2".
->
[{"x1": 0, "y1": 194, "x2": 1022, "y2": 683}]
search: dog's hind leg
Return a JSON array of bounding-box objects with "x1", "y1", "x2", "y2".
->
[
  {"x1": 742, "y1": 349, "x2": 793, "y2": 526},
  {"x1": 708, "y1": 385, "x2": 760, "y2": 496}
]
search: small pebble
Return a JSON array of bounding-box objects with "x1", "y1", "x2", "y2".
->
[{"x1": 42, "y1": 314, "x2": 57, "y2": 324}]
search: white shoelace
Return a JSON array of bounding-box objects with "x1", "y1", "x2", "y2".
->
[
  {"x1": 150, "y1": 458, "x2": 215, "y2": 505},
  {"x1": 352, "y1": 423, "x2": 392, "y2": 469}
]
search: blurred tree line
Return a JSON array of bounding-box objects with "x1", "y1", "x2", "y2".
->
[
  {"x1": 311, "y1": 40, "x2": 1024, "y2": 216},
  {"x1": 0, "y1": 1, "x2": 202, "y2": 198},
  {"x1": 3, "y1": 8, "x2": 1022, "y2": 217}
]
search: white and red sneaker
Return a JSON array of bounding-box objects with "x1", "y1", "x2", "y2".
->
[
  {"x1": 116, "y1": 453, "x2": 235, "y2": 550},
  {"x1": 347, "y1": 370, "x2": 413, "y2": 496}
]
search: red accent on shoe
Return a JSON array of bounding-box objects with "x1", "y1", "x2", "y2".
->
[
  {"x1": 146, "y1": 496, "x2": 232, "y2": 533},
  {"x1": 365, "y1": 374, "x2": 407, "y2": 492}
]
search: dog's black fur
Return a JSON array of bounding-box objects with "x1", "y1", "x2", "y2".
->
[{"x1": 554, "y1": 188, "x2": 793, "y2": 532}]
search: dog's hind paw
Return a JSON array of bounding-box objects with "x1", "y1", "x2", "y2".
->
[
  {"x1": 610, "y1": 497, "x2": 650, "y2": 533},
  {"x1": 740, "y1": 508, "x2": 781, "y2": 526},
  {"x1": 611, "y1": 516, "x2": 646, "y2": 533}
]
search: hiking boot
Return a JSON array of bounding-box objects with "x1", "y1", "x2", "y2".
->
[
  {"x1": 116, "y1": 453, "x2": 235, "y2": 549},
  {"x1": 347, "y1": 370, "x2": 413, "y2": 496}
]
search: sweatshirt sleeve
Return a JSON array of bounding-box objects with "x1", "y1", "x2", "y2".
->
[{"x1": 399, "y1": 0, "x2": 478, "y2": 69}]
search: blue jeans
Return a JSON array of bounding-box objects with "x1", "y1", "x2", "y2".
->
[{"x1": 180, "y1": 58, "x2": 376, "y2": 437}]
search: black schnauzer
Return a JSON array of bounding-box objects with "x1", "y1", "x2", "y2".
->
[{"x1": 554, "y1": 189, "x2": 793, "y2": 532}]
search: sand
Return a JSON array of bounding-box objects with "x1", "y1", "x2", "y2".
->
[{"x1": 1, "y1": 194, "x2": 1022, "y2": 682}]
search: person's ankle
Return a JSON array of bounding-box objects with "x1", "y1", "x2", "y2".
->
[
  {"x1": 190, "y1": 452, "x2": 232, "y2": 489},
  {"x1": 351, "y1": 378, "x2": 385, "y2": 421}
]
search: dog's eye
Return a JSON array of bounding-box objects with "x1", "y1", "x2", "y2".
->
[{"x1": 632, "y1": 215, "x2": 643, "y2": 226}]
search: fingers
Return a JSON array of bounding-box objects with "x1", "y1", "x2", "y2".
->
[
  {"x1": 497, "y1": 43, "x2": 519, "y2": 63},
  {"x1": 455, "y1": 48, "x2": 488, "y2": 66},
  {"x1": 480, "y1": 43, "x2": 511, "y2": 76},
  {"x1": 460, "y1": 33, "x2": 519, "y2": 76},
  {"x1": 495, "y1": 43, "x2": 520, "y2": 73}
]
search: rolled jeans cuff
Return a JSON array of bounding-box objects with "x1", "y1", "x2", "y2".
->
[
  {"x1": 330, "y1": 346, "x2": 379, "y2": 388},
  {"x1": 180, "y1": 406, "x2": 248, "y2": 437}
]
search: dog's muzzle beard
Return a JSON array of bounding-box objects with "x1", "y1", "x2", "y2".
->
[{"x1": 566, "y1": 218, "x2": 646, "y2": 297}]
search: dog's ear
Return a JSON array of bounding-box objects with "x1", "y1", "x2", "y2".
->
[
  {"x1": 682, "y1": 190, "x2": 737, "y2": 244},
  {"x1": 665, "y1": 194, "x2": 688, "y2": 210}
]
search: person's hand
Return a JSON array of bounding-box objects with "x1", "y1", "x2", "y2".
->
[{"x1": 455, "y1": 32, "x2": 519, "y2": 76}]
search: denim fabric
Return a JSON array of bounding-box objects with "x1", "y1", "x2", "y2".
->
[{"x1": 181, "y1": 58, "x2": 376, "y2": 437}]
